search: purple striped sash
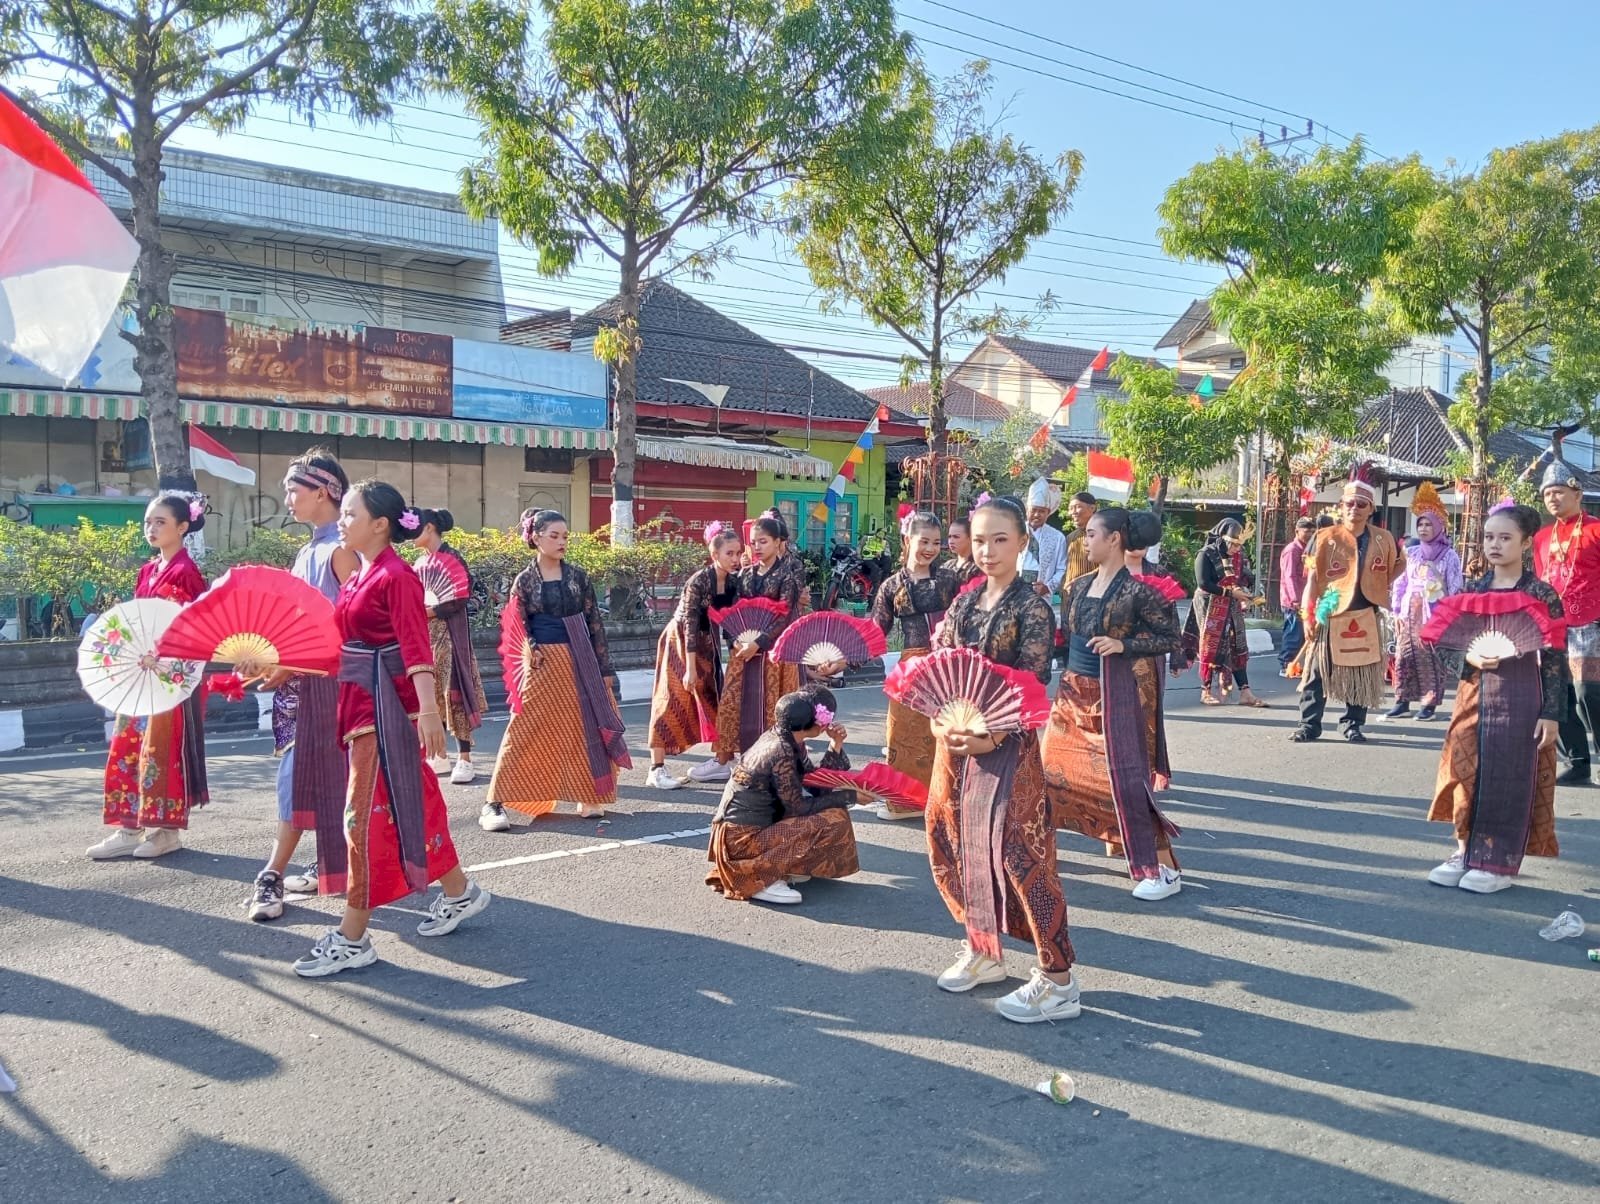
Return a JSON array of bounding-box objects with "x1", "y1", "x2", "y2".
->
[
  {"x1": 178, "y1": 688, "x2": 208, "y2": 806},
  {"x1": 338, "y1": 642, "x2": 428, "y2": 896},
  {"x1": 1467, "y1": 654, "x2": 1540, "y2": 873},
  {"x1": 1099, "y1": 656, "x2": 1180, "y2": 880},
  {"x1": 957, "y1": 740, "x2": 1021, "y2": 963},
  {"x1": 559, "y1": 613, "x2": 632, "y2": 795},
  {"x1": 443, "y1": 608, "x2": 483, "y2": 729},
  {"x1": 287, "y1": 674, "x2": 348, "y2": 891}
]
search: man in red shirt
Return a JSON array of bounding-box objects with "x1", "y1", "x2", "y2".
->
[{"x1": 1533, "y1": 458, "x2": 1600, "y2": 785}]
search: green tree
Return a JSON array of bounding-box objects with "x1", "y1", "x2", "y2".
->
[
  {"x1": 437, "y1": 0, "x2": 909, "y2": 544},
  {"x1": 0, "y1": 1, "x2": 432, "y2": 490},
  {"x1": 787, "y1": 60, "x2": 1080, "y2": 454},
  {"x1": 1385, "y1": 127, "x2": 1600, "y2": 541},
  {"x1": 1102, "y1": 354, "x2": 1247, "y2": 518},
  {"x1": 945, "y1": 406, "x2": 1053, "y2": 501},
  {"x1": 1158, "y1": 142, "x2": 1431, "y2": 484}
]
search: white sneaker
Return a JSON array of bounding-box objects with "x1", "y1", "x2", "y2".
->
[
  {"x1": 293, "y1": 929, "x2": 378, "y2": 978},
  {"x1": 751, "y1": 881, "x2": 803, "y2": 905},
  {"x1": 131, "y1": 828, "x2": 182, "y2": 859},
  {"x1": 936, "y1": 942, "x2": 1007, "y2": 993},
  {"x1": 479, "y1": 802, "x2": 512, "y2": 832},
  {"x1": 995, "y1": 968, "x2": 1082, "y2": 1024},
  {"x1": 688, "y1": 758, "x2": 731, "y2": 783},
  {"x1": 249, "y1": 870, "x2": 285, "y2": 922},
  {"x1": 283, "y1": 864, "x2": 319, "y2": 894},
  {"x1": 787, "y1": 874, "x2": 812, "y2": 884},
  {"x1": 428, "y1": 756, "x2": 451, "y2": 776},
  {"x1": 1131, "y1": 864, "x2": 1182, "y2": 901},
  {"x1": 86, "y1": 827, "x2": 143, "y2": 860},
  {"x1": 646, "y1": 765, "x2": 685, "y2": 790},
  {"x1": 1459, "y1": 869, "x2": 1514, "y2": 894},
  {"x1": 577, "y1": 804, "x2": 606, "y2": 818},
  {"x1": 875, "y1": 803, "x2": 923, "y2": 822},
  {"x1": 416, "y1": 881, "x2": 491, "y2": 936},
  {"x1": 1428, "y1": 853, "x2": 1467, "y2": 887},
  {"x1": 449, "y1": 759, "x2": 477, "y2": 785}
]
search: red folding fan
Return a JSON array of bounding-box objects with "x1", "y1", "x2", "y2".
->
[
  {"x1": 1421, "y1": 590, "x2": 1566, "y2": 661},
  {"x1": 958, "y1": 573, "x2": 985, "y2": 597},
  {"x1": 708, "y1": 596, "x2": 790, "y2": 646},
  {"x1": 769, "y1": 610, "x2": 887, "y2": 668},
  {"x1": 1135, "y1": 572, "x2": 1188, "y2": 604},
  {"x1": 499, "y1": 596, "x2": 528, "y2": 713},
  {"x1": 885, "y1": 646, "x2": 1051, "y2": 735},
  {"x1": 155, "y1": 565, "x2": 341, "y2": 675},
  {"x1": 416, "y1": 553, "x2": 470, "y2": 606},
  {"x1": 803, "y1": 763, "x2": 929, "y2": 810}
]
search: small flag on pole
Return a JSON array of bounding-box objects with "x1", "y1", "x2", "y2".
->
[
  {"x1": 811, "y1": 406, "x2": 885, "y2": 523},
  {"x1": 1196, "y1": 373, "x2": 1215, "y2": 397},
  {"x1": 188, "y1": 426, "x2": 257, "y2": 486},
  {"x1": 1085, "y1": 449, "x2": 1135, "y2": 503}
]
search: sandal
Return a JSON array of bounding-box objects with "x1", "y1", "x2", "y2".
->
[
  {"x1": 1240, "y1": 696, "x2": 1270, "y2": 708},
  {"x1": 1201, "y1": 691, "x2": 1222, "y2": 706}
]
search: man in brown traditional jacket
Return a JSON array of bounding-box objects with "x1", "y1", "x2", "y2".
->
[{"x1": 1292, "y1": 463, "x2": 1405, "y2": 744}]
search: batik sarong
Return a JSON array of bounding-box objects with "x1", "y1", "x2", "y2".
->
[
  {"x1": 648, "y1": 623, "x2": 722, "y2": 755},
  {"x1": 884, "y1": 647, "x2": 939, "y2": 789},
  {"x1": 705, "y1": 808, "x2": 859, "y2": 900}
]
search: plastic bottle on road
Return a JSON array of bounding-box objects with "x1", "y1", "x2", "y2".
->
[{"x1": 1538, "y1": 910, "x2": 1585, "y2": 941}]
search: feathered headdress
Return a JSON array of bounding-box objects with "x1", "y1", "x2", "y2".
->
[
  {"x1": 1342, "y1": 460, "x2": 1377, "y2": 504},
  {"x1": 1410, "y1": 481, "x2": 1446, "y2": 524}
]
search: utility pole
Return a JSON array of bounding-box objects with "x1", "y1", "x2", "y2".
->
[{"x1": 1255, "y1": 119, "x2": 1318, "y2": 153}]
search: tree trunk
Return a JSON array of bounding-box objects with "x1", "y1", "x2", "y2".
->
[
  {"x1": 1152, "y1": 473, "x2": 1169, "y2": 521},
  {"x1": 927, "y1": 305, "x2": 946, "y2": 456},
  {"x1": 610, "y1": 247, "x2": 641, "y2": 547},
  {"x1": 126, "y1": 131, "x2": 193, "y2": 494},
  {"x1": 1461, "y1": 322, "x2": 1494, "y2": 570}
]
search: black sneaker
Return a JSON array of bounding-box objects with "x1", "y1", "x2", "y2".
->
[
  {"x1": 1383, "y1": 702, "x2": 1411, "y2": 720},
  {"x1": 1289, "y1": 727, "x2": 1320, "y2": 743},
  {"x1": 1415, "y1": 704, "x2": 1437, "y2": 721},
  {"x1": 249, "y1": 870, "x2": 285, "y2": 922},
  {"x1": 1557, "y1": 764, "x2": 1592, "y2": 786},
  {"x1": 1343, "y1": 726, "x2": 1367, "y2": 744}
]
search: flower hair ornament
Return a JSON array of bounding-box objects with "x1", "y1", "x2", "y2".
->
[
  {"x1": 704, "y1": 520, "x2": 728, "y2": 546},
  {"x1": 971, "y1": 491, "x2": 992, "y2": 514},
  {"x1": 813, "y1": 704, "x2": 834, "y2": 727},
  {"x1": 1488, "y1": 497, "x2": 1519, "y2": 516},
  {"x1": 187, "y1": 497, "x2": 205, "y2": 522},
  {"x1": 399, "y1": 508, "x2": 422, "y2": 532}
]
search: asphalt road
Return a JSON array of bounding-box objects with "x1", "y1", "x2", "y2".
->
[{"x1": 2, "y1": 660, "x2": 1597, "y2": 1202}]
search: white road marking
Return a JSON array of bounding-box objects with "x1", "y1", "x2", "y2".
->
[{"x1": 463, "y1": 827, "x2": 711, "y2": 874}]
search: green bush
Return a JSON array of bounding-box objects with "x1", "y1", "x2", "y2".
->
[
  {"x1": 206, "y1": 526, "x2": 303, "y2": 573},
  {"x1": 0, "y1": 517, "x2": 148, "y2": 636}
]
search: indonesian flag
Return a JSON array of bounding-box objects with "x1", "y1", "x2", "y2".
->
[
  {"x1": 189, "y1": 426, "x2": 256, "y2": 486},
  {"x1": 0, "y1": 92, "x2": 138, "y2": 384},
  {"x1": 1086, "y1": 449, "x2": 1135, "y2": 502}
]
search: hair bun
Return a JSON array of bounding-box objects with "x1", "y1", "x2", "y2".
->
[{"x1": 1127, "y1": 510, "x2": 1163, "y2": 552}]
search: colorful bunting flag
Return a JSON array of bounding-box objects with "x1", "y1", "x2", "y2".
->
[{"x1": 811, "y1": 406, "x2": 887, "y2": 523}]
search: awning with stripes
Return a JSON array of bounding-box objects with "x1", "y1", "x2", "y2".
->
[{"x1": 0, "y1": 390, "x2": 612, "y2": 451}]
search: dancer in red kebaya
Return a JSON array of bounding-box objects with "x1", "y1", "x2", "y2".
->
[
  {"x1": 292, "y1": 481, "x2": 490, "y2": 978},
  {"x1": 1533, "y1": 458, "x2": 1600, "y2": 785},
  {"x1": 89, "y1": 492, "x2": 209, "y2": 860}
]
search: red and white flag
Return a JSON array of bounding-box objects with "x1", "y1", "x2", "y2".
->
[
  {"x1": 1085, "y1": 448, "x2": 1135, "y2": 503},
  {"x1": 189, "y1": 426, "x2": 256, "y2": 486},
  {"x1": 0, "y1": 92, "x2": 138, "y2": 384}
]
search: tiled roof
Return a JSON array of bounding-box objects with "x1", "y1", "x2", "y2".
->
[
  {"x1": 866, "y1": 380, "x2": 1011, "y2": 423},
  {"x1": 989, "y1": 335, "x2": 1226, "y2": 397},
  {"x1": 572, "y1": 280, "x2": 877, "y2": 421},
  {"x1": 1354, "y1": 388, "x2": 1466, "y2": 468},
  {"x1": 1155, "y1": 299, "x2": 1213, "y2": 350}
]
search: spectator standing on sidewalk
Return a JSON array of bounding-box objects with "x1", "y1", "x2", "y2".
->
[{"x1": 1279, "y1": 516, "x2": 1314, "y2": 677}]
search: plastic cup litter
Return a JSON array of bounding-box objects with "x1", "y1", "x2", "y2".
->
[
  {"x1": 1034, "y1": 1071, "x2": 1075, "y2": 1104},
  {"x1": 1538, "y1": 910, "x2": 1586, "y2": 941}
]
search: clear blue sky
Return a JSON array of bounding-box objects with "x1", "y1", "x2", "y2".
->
[{"x1": 158, "y1": 0, "x2": 1600, "y2": 391}]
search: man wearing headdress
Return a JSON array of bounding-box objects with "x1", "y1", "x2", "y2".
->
[
  {"x1": 1533, "y1": 458, "x2": 1600, "y2": 784},
  {"x1": 1291, "y1": 462, "x2": 1405, "y2": 744},
  {"x1": 1022, "y1": 477, "x2": 1068, "y2": 600}
]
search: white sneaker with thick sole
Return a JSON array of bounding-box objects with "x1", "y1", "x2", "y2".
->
[
  {"x1": 428, "y1": 756, "x2": 451, "y2": 776},
  {"x1": 293, "y1": 929, "x2": 378, "y2": 978},
  {"x1": 1428, "y1": 853, "x2": 1467, "y2": 887},
  {"x1": 876, "y1": 803, "x2": 923, "y2": 822},
  {"x1": 249, "y1": 871, "x2": 285, "y2": 922},
  {"x1": 1131, "y1": 864, "x2": 1182, "y2": 901},
  {"x1": 646, "y1": 766, "x2": 685, "y2": 790},
  {"x1": 416, "y1": 881, "x2": 491, "y2": 936},
  {"x1": 1458, "y1": 869, "x2": 1514, "y2": 894},
  {"x1": 688, "y1": 758, "x2": 731, "y2": 783},
  {"x1": 936, "y1": 943, "x2": 1007, "y2": 993},
  {"x1": 283, "y1": 865, "x2": 319, "y2": 894},
  {"x1": 86, "y1": 828, "x2": 144, "y2": 860},
  {"x1": 751, "y1": 881, "x2": 803, "y2": 905},
  {"x1": 479, "y1": 802, "x2": 512, "y2": 832},
  {"x1": 131, "y1": 828, "x2": 182, "y2": 859},
  {"x1": 449, "y1": 759, "x2": 478, "y2": 785},
  {"x1": 995, "y1": 968, "x2": 1081, "y2": 1024}
]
